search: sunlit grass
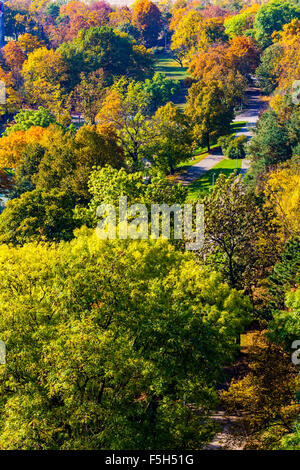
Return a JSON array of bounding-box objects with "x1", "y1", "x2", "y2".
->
[
  {"x1": 177, "y1": 151, "x2": 210, "y2": 170},
  {"x1": 186, "y1": 157, "x2": 243, "y2": 202},
  {"x1": 155, "y1": 53, "x2": 188, "y2": 110},
  {"x1": 177, "y1": 121, "x2": 247, "y2": 171},
  {"x1": 155, "y1": 54, "x2": 188, "y2": 81}
]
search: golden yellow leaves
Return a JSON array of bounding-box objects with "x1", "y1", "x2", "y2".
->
[{"x1": 0, "y1": 126, "x2": 47, "y2": 169}]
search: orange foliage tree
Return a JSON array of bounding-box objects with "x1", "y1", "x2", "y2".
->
[
  {"x1": 47, "y1": 1, "x2": 110, "y2": 45},
  {"x1": 227, "y1": 35, "x2": 261, "y2": 76},
  {"x1": 190, "y1": 36, "x2": 260, "y2": 79},
  {"x1": 0, "y1": 126, "x2": 47, "y2": 169},
  {"x1": 3, "y1": 41, "x2": 27, "y2": 72},
  {"x1": 132, "y1": 0, "x2": 162, "y2": 47}
]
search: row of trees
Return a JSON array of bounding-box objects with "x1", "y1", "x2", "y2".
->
[{"x1": 4, "y1": 0, "x2": 163, "y2": 47}]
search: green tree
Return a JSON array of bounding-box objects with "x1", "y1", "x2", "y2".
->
[
  {"x1": 281, "y1": 411, "x2": 300, "y2": 449},
  {"x1": 59, "y1": 26, "x2": 155, "y2": 88},
  {"x1": 12, "y1": 143, "x2": 45, "y2": 197},
  {"x1": 224, "y1": 5, "x2": 259, "y2": 39},
  {"x1": 0, "y1": 234, "x2": 250, "y2": 449},
  {"x1": 185, "y1": 80, "x2": 234, "y2": 152},
  {"x1": 142, "y1": 72, "x2": 180, "y2": 112},
  {"x1": 0, "y1": 188, "x2": 78, "y2": 244},
  {"x1": 267, "y1": 237, "x2": 300, "y2": 322},
  {"x1": 87, "y1": 165, "x2": 187, "y2": 211},
  {"x1": 3, "y1": 107, "x2": 56, "y2": 136},
  {"x1": 245, "y1": 103, "x2": 300, "y2": 190},
  {"x1": 34, "y1": 125, "x2": 124, "y2": 203},
  {"x1": 256, "y1": 43, "x2": 283, "y2": 94},
  {"x1": 146, "y1": 102, "x2": 193, "y2": 174},
  {"x1": 254, "y1": 0, "x2": 300, "y2": 48},
  {"x1": 226, "y1": 135, "x2": 247, "y2": 160},
  {"x1": 96, "y1": 78, "x2": 152, "y2": 167},
  {"x1": 247, "y1": 109, "x2": 293, "y2": 168},
  {"x1": 202, "y1": 173, "x2": 278, "y2": 291}
]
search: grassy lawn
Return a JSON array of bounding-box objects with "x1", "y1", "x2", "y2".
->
[
  {"x1": 155, "y1": 53, "x2": 188, "y2": 111},
  {"x1": 155, "y1": 54, "x2": 188, "y2": 81},
  {"x1": 187, "y1": 157, "x2": 243, "y2": 201},
  {"x1": 176, "y1": 121, "x2": 247, "y2": 172},
  {"x1": 231, "y1": 121, "x2": 247, "y2": 133},
  {"x1": 177, "y1": 152, "x2": 209, "y2": 170}
]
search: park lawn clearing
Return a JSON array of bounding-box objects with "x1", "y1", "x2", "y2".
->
[
  {"x1": 178, "y1": 121, "x2": 247, "y2": 170},
  {"x1": 155, "y1": 53, "x2": 188, "y2": 111},
  {"x1": 186, "y1": 157, "x2": 243, "y2": 202},
  {"x1": 155, "y1": 54, "x2": 188, "y2": 81}
]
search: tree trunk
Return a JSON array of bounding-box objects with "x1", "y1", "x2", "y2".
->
[{"x1": 228, "y1": 254, "x2": 236, "y2": 288}]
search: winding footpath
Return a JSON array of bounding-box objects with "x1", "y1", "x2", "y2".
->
[{"x1": 178, "y1": 86, "x2": 267, "y2": 186}]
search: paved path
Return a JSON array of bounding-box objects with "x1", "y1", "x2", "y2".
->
[
  {"x1": 204, "y1": 411, "x2": 246, "y2": 450},
  {"x1": 179, "y1": 150, "x2": 225, "y2": 186},
  {"x1": 178, "y1": 86, "x2": 267, "y2": 185},
  {"x1": 235, "y1": 86, "x2": 267, "y2": 174}
]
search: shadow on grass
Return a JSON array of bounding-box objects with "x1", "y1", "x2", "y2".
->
[
  {"x1": 231, "y1": 122, "x2": 247, "y2": 132},
  {"x1": 187, "y1": 160, "x2": 243, "y2": 201},
  {"x1": 155, "y1": 54, "x2": 188, "y2": 80}
]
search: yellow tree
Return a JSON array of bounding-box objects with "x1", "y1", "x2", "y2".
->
[
  {"x1": 227, "y1": 35, "x2": 261, "y2": 76},
  {"x1": 22, "y1": 47, "x2": 67, "y2": 87},
  {"x1": 264, "y1": 158, "x2": 300, "y2": 242},
  {"x1": 170, "y1": 10, "x2": 203, "y2": 64},
  {"x1": 21, "y1": 47, "x2": 70, "y2": 122},
  {"x1": 109, "y1": 6, "x2": 132, "y2": 27},
  {"x1": 221, "y1": 331, "x2": 300, "y2": 449},
  {"x1": 29, "y1": 0, "x2": 52, "y2": 12},
  {"x1": 196, "y1": 17, "x2": 227, "y2": 51},
  {"x1": 185, "y1": 78, "x2": 235, "y2": 151},
  {"x1": 273, "y1": 19, "x2": 300, "y2": 93},
  {"x1": 0, "y1": 67, "x2": 23, "y2": 116},
  {"x1": 189, "y1": 45, "x2": 247, "y2": 108},
  {"x1": 190, "y1": 43, "x2": 227, "y2": 75},
  {"x1": 169, "y1": 5, "x2": 189, "y2": 32},
  {"x1": 17, "y1": 33, "x2": 46, "y2": 55}
]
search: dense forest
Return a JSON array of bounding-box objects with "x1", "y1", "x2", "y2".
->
[{"x1": 0, "y1": 0, "x2": 299, "y2": 451}]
